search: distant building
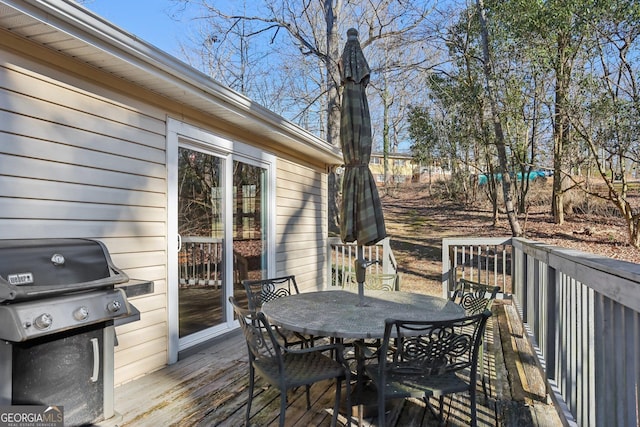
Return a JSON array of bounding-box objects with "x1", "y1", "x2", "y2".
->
[
  {"x1": 369, "y1": 152, "x2": 415, "y2": 185},
  {"x1": 369, "y1": 152, "x2": 448, "y2": 185}
]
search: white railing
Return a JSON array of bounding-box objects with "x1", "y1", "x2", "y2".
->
[
  {"x1": 327, "y1": 237, "x2": 398, "y2": 288},
  {"x1": 442, "y1": 236, "x2": 640, "y2": 427},
  {"x1": 179, "y1": 236, "x2": 223, "y2": 288},
  {"x1": 441, "y1": 237, "x2": 514, "y2": 297}
]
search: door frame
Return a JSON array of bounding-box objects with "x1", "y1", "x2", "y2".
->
[{"x1": 166, "y1": 118, "x2": 276, "y2": 363}]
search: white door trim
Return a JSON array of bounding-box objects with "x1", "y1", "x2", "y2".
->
[{"x1": 166, "y1": 117, "x2": 276, "y2": 363}]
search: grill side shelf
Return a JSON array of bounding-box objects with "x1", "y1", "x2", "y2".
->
[
  {"x1": 116, "y1": 280, "x2": 154, "y2": 298},
  {"x1": 113, "y1": 280, "x2": 153, "y2": 327}
]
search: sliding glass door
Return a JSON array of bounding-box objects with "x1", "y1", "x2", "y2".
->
[
  {"x1": 170, "y1": 123, "x2": 274, "y2": 356},
  {"x1": 177, "y1": 147, "x2": 225, "y2": 338}
]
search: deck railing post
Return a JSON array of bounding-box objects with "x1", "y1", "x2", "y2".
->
[
  {"x1": 526, "y1": 255, "x2": 538, "y2": 335},
  {"x1": 513, "y1": 244, "x2": 527, "y2": 322},
  {"x1": 441, "y1": 240, "x2": 451, "y2": 298},
  {"x1": 380, "y1": 237, "x2": 394, "y2": 275},
  {"x1": 545, "y1": 265, "x2": 557, "y2": 380}
]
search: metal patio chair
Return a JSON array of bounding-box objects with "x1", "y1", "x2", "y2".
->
[
  {"x1": 242, "y1": 275, "x2": 319, "y2": 348},
  {"x1": 342, "y1": 270, "x2": 400, "y2": 292},
  {"x1": 243, "y1": 275, "x2": 301, "y2": 310},
  {"x1": 450, "y1": 278, "x2": 500, "y2": 398},
  {"x1": 229, "y1": 296, "x2": 352, "y2": 427},
  {"x1": 365, "y1": 310, "x2": 491, "y2": 427},
  {"x1": 450, "y1": 278, "x2": 500, "y2": 315}
]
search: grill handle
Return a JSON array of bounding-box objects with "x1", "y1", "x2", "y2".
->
[{"x1": 90, "y1": 337, "x2": 99, "y2": 382}]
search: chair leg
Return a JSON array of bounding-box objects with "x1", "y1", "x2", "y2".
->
[
  {"x1": 470, "y1": 384, "x2": 478, "y2": 427},
  {"x1": 246, "y1": 366, "x2": 255, "y2": 426},
  {"x1": 424, "y1": 396, "x2": 446, "y2": 426},
  {"x1": 480, "y1": 341, "x2": 489, "y2": 400},
  {"x1": 305, "y1": 384, "x2": 311, "y2": 409},
  {"x1": 331, "y1": 378, "x2": 342, "y2": 427},
  {"x1": 423, "y1": 396, "x2": 443, "y2": 425},
  {"x1": 482, "y1": 375, "x2": 489, "y2": 401},
  {"x1": 279, "y1": 391, "x2": 287, "y2": 427},
  {"x1": 343, "y1": 371, "x2": 352, "y2": 426},
  {"x1": 377, "y1": 383, "x2": 385, "y2": 427}
]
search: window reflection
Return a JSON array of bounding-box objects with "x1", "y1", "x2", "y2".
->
[{"x1": 177, "y1": 149, "x2": 268, "y2": 338}]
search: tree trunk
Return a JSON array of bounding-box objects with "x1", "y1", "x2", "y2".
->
[
  {"x1": 551, "y1": 94, "x2": 566, "y2": 225},
  {"x1": 325, "y1": 0, "x2": 342, "y2": 234},
  {"x1": 629, "y1": 218, "x2": 640, "y2": 248},
  {"x1": 622, "y1": 201, "x2": 640, "y2": 248},
  {"x1": 476, "y1": 0, "x2": 522, "y2": 237},
  {"x1": 551, "y1": 31, "x2": 574, "y2": 225},
  {"x1": 382, "y1": 88, "x2": 390, "y2": 188},
  {"x1": 486, "y1": 163, "x2": 499, "y2": 226}
]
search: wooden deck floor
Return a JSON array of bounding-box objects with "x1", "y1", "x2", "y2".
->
[{"x1": 104, "y1": 300, "x2": 564, "y2": 427}]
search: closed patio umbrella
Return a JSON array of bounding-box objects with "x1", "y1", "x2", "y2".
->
[{"x1": 339, "y1": 28, "x2": 387, "y2": 306}]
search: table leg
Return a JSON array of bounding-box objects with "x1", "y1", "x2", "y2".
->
[{"x1": 352, "y1": 339, "x2": 384, "y2": 422}]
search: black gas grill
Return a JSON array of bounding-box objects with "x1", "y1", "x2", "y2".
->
[{"x1": 0, "y1": 238, "x2": 138, "y2": 426}]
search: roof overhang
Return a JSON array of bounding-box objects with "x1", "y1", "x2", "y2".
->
[{"x1": 0, "y1": 0, "x2": 343, "y2": 165}]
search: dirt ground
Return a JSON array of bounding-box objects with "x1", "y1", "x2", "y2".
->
[{"x1": 380, "y1": 182, "x2": 640, "y2": 296}]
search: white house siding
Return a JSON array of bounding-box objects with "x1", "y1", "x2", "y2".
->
[
  {"x1": 0, "y1": 45, "x2": 169, "y2": 385},
  {"x1": 275, "y1": 158, "x2": 328, "y2": 292}
]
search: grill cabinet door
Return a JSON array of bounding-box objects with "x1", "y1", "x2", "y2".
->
[{"x1": 12, "y1": 325, "x2": 105, "y2": 426}]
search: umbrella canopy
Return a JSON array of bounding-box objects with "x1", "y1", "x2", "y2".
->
[{"x1": 339, "y1": 28, "x2": 386, "y2": 247}]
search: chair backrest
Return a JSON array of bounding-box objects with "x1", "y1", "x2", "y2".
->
[
  {"x1": 242, "y1": 275, "x2": 300, "y2": 310},
  {"x1": 450, "y1": 278, "x2": 500, "y2": 315},
  {"x1": 380, "y1": 310, "x2": 491, "y2": 377},
  {"x1": 229, "y1": 296, "x2": 283, "y2": 366},
  {"x1": 343, "y1": 271, "x2": 399, "y2": 291}
]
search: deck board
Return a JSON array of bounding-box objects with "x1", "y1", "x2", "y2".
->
[{"x1": 103, "y1": 300, "x2": 563, "y2": 426}]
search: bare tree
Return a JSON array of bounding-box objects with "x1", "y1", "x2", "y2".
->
[
  {"x1": 172, "y1": 0, "x2": 442, "y2": 231},
  {"x1": 568, "y1": 2, "x2": 640, "y2": 246},
  {"x1": 475, "y1": 0, "x2": 522, "y2": 236}
]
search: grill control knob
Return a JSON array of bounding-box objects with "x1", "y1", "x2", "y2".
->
[
  {"x1": 107, "y1": 300, "x2": 122, "y2": 313},
  {"x1": 34, "y1": 313, "x2": 53, "y2": 330},
  {"x1": 74, "y1": 306, "x2": 89, "y2": 321}
]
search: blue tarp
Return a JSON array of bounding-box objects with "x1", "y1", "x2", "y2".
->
[{"x1": 477, "y1": 170, "x2": 548, "y2": 185}]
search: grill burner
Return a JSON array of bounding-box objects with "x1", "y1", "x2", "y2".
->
[{"x1": 0, "y1": 288, "x2": 130, "y2": 342}]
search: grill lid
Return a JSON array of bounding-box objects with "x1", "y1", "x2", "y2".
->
[{"x1": 0, "y1": 238, "x2": 129, "y2": 303}]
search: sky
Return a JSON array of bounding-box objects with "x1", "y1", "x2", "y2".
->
[
  {"x1": 80, "y1": 0, "x2": 415, "y2": 151},
  {"x1": 83, "y1": 0, "x2": 188, "y2": 57}
]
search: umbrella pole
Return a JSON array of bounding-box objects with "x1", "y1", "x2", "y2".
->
[{"x1": 356, "y1": 245, "x2": 365, "y2": 306}]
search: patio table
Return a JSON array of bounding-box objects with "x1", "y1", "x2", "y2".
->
[
  {"x1": 261, "y1": 289, "x2": 465, "y2": 340},
  {"x1": 262, "y1": 289, "x2": 466, "y2": 420}
]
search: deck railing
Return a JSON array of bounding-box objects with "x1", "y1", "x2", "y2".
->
[
  {"x1": 178, "y1": 236, "x2": 223, "y2": 287},
  {"x1": 442, "y1": 236, "x2": 640, "y2": 427},
  {"x1": 327, "y1": 237, "x2": 398, "y2": 288},
  {"x1": 441, "y1": 237, "x2": 514, "y2": 296}
]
